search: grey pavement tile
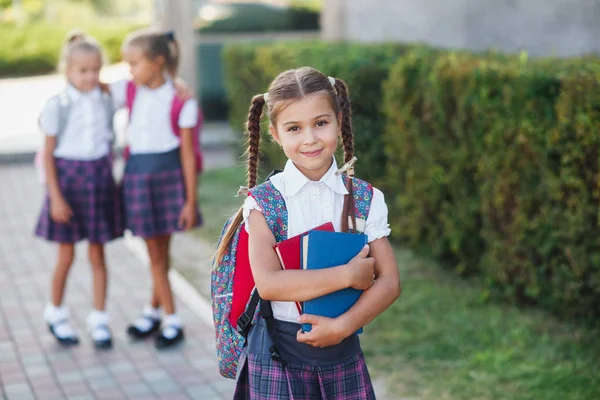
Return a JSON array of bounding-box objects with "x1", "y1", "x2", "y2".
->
[
  {"x1": 4, "y1": 383, "x2": 36, "y2": 400},
  {"x1": 33, "y1": 387, "x2": 65, "y2": 400},
  {"x1": 140, "y1": 369, "x2": 170, "y2": 382},
  {"x1": 120, "y1": 382, "x2": 153, "y2": 397},
  {"x1": 147, "y1": 379, "x2": 180, "y2": 395},
  {"x1": 87, "y1": 377, "x2": 117, "y2": 391},
  {"x1": 106, "y1": 361, "x2": 135, "y2": 374},
  {"x1": 56, "y1": 370, "x2": 85, "y2": 384},
  {"x1": 186, "y1": 384, "x2": 221, "y2": 400},
  {"x1": 81, "y1": 366, "x2": 111, "y2": 379}
]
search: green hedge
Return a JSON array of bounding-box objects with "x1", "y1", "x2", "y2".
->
[
  {"x1": 223, "y1": 42, "x2": 600, "y2": 319},
  {"x1": 384, "y1": 50, "x2": 600, "y2": 318},
  {"x1": 0, "y1": 22, "x2": 140, "y2": 77},
  {"x1": 223, "y1": 41, "x2": 413, "y2": 187}
]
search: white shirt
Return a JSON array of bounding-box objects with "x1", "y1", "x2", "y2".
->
[
  {"x1": 39, "y1": 85, "x2": 111, "y2": 160},
  {"x1": 242, "y1": 158, "x2": 391, "y2": 322},
  {"x1": 110, "y1": 79, "x2": 198, "y2": 154}
]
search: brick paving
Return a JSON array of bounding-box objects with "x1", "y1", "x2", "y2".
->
[{"x1": 0, "y1": 163, "x2": 236, "y2": 400}]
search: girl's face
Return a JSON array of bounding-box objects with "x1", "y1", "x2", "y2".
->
[
  {"x1": 271, "y1": 92, "x2": 341, "y2": 181},
  {"x1": 123, "y1": 45, "x2": 163, "y2": 86},
  {"x1": 65, "y1": 51, "x2": 102, "y2": 92}
]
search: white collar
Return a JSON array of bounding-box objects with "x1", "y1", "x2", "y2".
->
[
  {"x1": 141, "y1": 77, "x2": 173, "y2": 93},
  {"x1": 275, "y1": 157, "x2": 349, "y2": 197},
  {"x1": 66, "y1": 84, "x2": 101, "y2": 101}
]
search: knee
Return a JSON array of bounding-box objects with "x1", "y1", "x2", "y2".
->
[
  {"x1": 88, "y1": 244, "x2": 105, "y2": 268},
  {"x1": 57, "y1": 244, "x2": 75, "y2": 267}
]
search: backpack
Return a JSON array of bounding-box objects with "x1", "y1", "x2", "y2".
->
[
  {"x1": 211, "y1": 173, "x2": 374, "y2": 379},
  {"x1": 34, "y1": 88, "x2": 115, "y2": 184},
  {"x1": 123, "y1": 80, "x2": 204, "y2": 173}
]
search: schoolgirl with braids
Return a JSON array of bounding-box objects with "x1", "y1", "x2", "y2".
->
[{"x1": 218, "y1": 67, "x2": 401, "y2": 399}]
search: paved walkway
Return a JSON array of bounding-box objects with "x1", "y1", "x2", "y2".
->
[{"x1": 0, "y1": 167, "x2": 235, "y2": 400}]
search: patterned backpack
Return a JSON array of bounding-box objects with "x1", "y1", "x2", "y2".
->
[{"x1": 211, "y1": 172, "x2": 374, "y2": 379}]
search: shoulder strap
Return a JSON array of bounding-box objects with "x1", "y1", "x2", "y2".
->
[
  {"x1": 56, "y1": 90, "x2": 72, "y2": 143},
  {"x1": 100, "y1": 91, "x2": 115, "y2": 145},
  {"x1": 248, "y1": 181, "x2": 288, "y2": 243},
  {"x1": 170, "y1": 95, "x2": 185, "y2": 136},
  {"x1": 125, "y1": 80, "x2": 136, "y2": 115},
  {"x1": 342, "y1": 175, "x2": 374, "y2": 233}
]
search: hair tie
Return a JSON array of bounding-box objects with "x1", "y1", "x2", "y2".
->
[
  {"x1": 236, "y1": 186, "x2": 249, "y2": 197},
  {"x1": 328, "y1": 76, "x2": 336, "y2": 87},
  {"x1": 263, "y1": 92, "x2": 269, "y2": 102},
  {"x1": 165, "y1": 30, "x2": 175, "y2": 42},
  {"x1": 336, "y1": 156, "x2": 357, "y2": 177}
]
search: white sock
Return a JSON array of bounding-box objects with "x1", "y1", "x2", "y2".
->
[
  {"x1": 161, "y1": 314, "x2": 182, "y2": 340},
  {"x1": 44, "y1": 303, "x2": 77, "y2": 339},
  {"x1": 87, "y1": 310, "x2": 111, "y2": 342},
  {"x1": 133, "y1": 305, "x2": 161, "y2": 332},
  {"x1": 143, "y1": 305, "x2": 162, "y2": 320}
]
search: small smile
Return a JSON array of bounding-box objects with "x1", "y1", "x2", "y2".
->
[{"x1": 301, "y1": 149, "x2": 323, "y2": 158}]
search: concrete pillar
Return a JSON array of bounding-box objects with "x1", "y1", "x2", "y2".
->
[
  {"x1": 153, "y1": 0, "x2": 198, "y2": 91},
  {"x1": 321, "y1": 0, "x2": 347, "y2": 41}
]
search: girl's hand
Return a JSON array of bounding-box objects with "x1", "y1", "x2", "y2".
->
[
  {"x1": 50, "y1": 197, "x2": 73, "y2": 224},
  {"x1": 174, "y1": 78, "x2": 194, "y2": 100},
  {"x1": 296, "y1": 314, "x2": 350, "y2": 348},
  {"x1": 178, "y1": 202, "x2": 197, "y2": 230},
  {"x1": 345, "y1": 245, "x2": 375, "y2": 290}
]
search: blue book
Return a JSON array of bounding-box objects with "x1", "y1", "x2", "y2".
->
[{"x1": 301, "y1": 230, "x2": 368, "y2": 334}]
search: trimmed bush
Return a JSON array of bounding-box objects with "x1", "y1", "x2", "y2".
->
[
  {"x1": 0, "y1": 22, "x2": 141, "y2": 77},
  {"x1": 384, "y1": 50, "x2": 600, "y2": 318}
]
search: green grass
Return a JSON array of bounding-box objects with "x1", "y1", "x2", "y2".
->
[
  {"x1": 197, "y1": 166, "x2": 600, "y2": 400},
  {"x1": 195, "y1": 165, "x2": 248, "y2": 245},
  {"x1": 0, "y1": 21, "x2": 142, "y2": 77}
]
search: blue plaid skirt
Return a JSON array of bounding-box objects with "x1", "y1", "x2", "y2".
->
[
  {"x1": 234, "y1": 318, "x2": 375, "y2": 400},
  {"x1": 35, "y1": 156, "x2": 124, "y2": 244},
  {"x1": 122, "y1": 148, "x2": 202, "y2": 238}
]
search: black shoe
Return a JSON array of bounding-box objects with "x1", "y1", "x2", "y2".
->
[
  {"x1": 48, "y1": 322, "x2": 79, "y2": 346},
  {"x1": 91, "y1": 325, "x2": 113, "y2": 350},
  {"x1": 126, "y1": 316, "x2": 161, "y2": 340},
  {"x1": 154, "y1": 326, "x2": 184, "y2": 349}
]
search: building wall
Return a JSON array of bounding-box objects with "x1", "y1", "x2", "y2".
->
[{"x1": 323, "y1": 0, "x2": 600, "y2": 57}]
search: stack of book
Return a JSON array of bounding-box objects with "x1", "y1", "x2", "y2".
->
[{"x1": 275, "y1": 223, "x2": 367, "y2": 334}]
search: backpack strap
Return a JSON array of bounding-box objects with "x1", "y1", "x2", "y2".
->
[
  {"x1": 248, "y1": 181, "x2": 288, "y2": 243},
  {"x1": 100, "y1": 91, "x2": 115, "y2": 146},
  {"x1": 170, "y1": 95, "x2": 185, "y2": 136},
  {"x1": 342, "y1": 174, "x2": 374, "y2": 233},
  {"x1": 240, "y1": 179, "x2": 288, "y2": 362},
  {"x1": 125, "y1": 80, "x2": 136, "y2": 115},
  {"x1": 55, "y1": 90, "x2": 71, "y2": 144},
  {"x1": 170, "y1": 95, "x2": 204, "y2": 172}
]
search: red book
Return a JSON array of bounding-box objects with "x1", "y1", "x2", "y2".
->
[{"x1": 274, "y1": 222, "x2": 335, "y2": 314}]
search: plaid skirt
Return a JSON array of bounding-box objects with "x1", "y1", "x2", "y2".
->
[
  {"x1": 35, "y1": 156, "x2": 124, "y2": 244},
  {"x1": 122, "y1": 149, "x2": 202, "y2": 239},
  {"x1": 234, "y1": 318, "x2": 376, "y2": 400}
]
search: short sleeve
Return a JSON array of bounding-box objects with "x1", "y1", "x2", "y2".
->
[
  {"x1": 364, "y1": 187, "x2": 391, "y2": 242},
  {"x1": 242, "y1": 195, "x2": 263, "y2": 233},
  {"x1": 109, "y1": 79, "x2": 128, "y2": 110},
  {"x1": 38, "y1": 97, "x2": 60, "y2": 136},
  {"x1": 178, "y1": 98, "x2": 198, "y2": 128}
]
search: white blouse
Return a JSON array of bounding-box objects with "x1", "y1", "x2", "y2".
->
[
  {"x1": 242, "y1": 157, "x2": 391, "y2": 323},
  {"x1": 110, "y1": 79, "x2": 198, "y2": 154},
  {"x1": 39, "y1": 85, "x2": 112, "y2": 160}
]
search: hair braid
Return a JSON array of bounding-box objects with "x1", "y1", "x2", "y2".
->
[
  {"x1": 214, "y1": 94, "x2": 265, "y2": 264},
  {"x1": 334, "y1": 79, "x2": 357, "y2": 232},
  {"x1": 246, "y1": 94, "x2": 265, "y2": 189}
]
